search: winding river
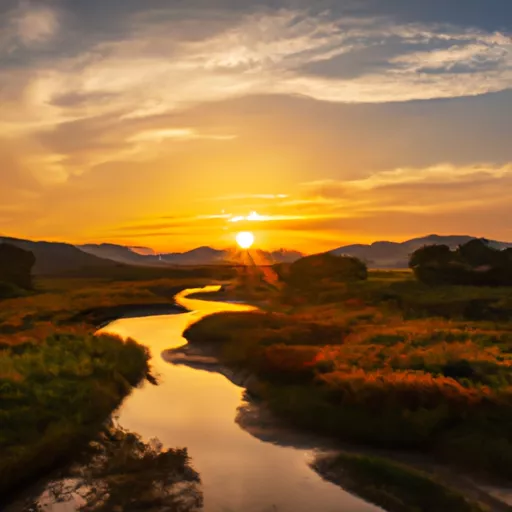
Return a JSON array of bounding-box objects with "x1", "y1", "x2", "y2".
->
[{"x1": 10, "y1": 287, "x2": 382, "y2": 512}]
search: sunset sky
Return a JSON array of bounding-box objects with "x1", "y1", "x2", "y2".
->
[{"x1": 1, "y1": 0, "x2": 511, "y2": 252}]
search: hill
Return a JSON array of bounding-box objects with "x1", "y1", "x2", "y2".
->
[
  {"x1": 0, "y1": 237, "x2": 117, "y2": 275},
  {"x1": 331, "y1": 235, "x2": 512, "y2": 269},
  {"x1": 78, "y1": 243, "x2": 304, "y2": 266},
  {"x1": 79, "y1": 243, "x2": 165, "y2": 266}
]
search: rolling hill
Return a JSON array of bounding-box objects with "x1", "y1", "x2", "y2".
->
[
  {"x1": 78, "y1": 243, "x2": 304, "y2": 266},
  {"x1": 331, "y1": 235, "x2": 512, "y2": 268},
  {"x1": 0, "y1": 237, "x2": 117, "y2": 275}
]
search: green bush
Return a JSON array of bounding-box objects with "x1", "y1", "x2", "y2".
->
[
  {"x1": 314, "y1": 453, "x2": 485, "y2": 512},
  {"x1": 0, "y1": 331, "x2": 150, "y2": 496},
  {"x1": 0, "y1": 244, "x2": 35, "y2": 290},
  {"x1": 410, "y1": 240, "x2": 512, "y2": 287},
  {"x1": 285, "y1": 253, "x2": 367, "y2": 290}
]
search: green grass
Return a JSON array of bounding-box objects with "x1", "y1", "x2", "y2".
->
[
  {"x1": 183, "y1": 271, "x2": 512, "y2": 480},
  {"x1": 0, "y1": 270, "x2": 220, "y2": 499},
  {"x1": 0, "y1": 331, "x2": 150, "y2": 497},
  {"x1": 314, "y1": 453, "x2": 487, "y2": 512}
]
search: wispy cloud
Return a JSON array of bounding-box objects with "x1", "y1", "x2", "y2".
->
[
  {"x1": 129, "y1": 128, "x2": 237, "y2": 142},
  {"x1": 1, "y1": 2, "x2": 511, "y2": 249},
  {"x1": 208, "y1": 193, "x2": 289, "y2": 201}
]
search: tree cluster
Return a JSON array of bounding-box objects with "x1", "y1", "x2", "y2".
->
[
  {"x1": 278, "y1": 253, "x2": 368, "y2": 289},
  {"x1": 409, "y1": 239, "x2": 512, "y2": 286},
  {"x1": 0, "y1": 243, "x2": 36, "y2": 291}
]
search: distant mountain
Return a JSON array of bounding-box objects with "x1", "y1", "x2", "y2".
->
[
  {"x1": 161, "y1": 246, "x2": 227, "y2": 265},
  {"x1": 266, "y1": 249, "x2": 305, "y2": 263},
  {"x1": 78, "y1": 243, "x2": 304, "y2": 266},
  {"x1": 0, "y1": 237, "x2": 117, "y2": 275},
  {"x1": 79, "y1": 243, "x2": 165, "y2": 266},
  {"x1": 331, "y1": 235, "x2": 512, "y2": 269}
]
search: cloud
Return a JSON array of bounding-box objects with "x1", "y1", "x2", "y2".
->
[
  {"x1": 129, "y1": 128, "x2": 237, "y2": 143},
  {"x1": 0, "y1": 1, "x2": 511, "y2": 249},
  {"x1": 299, "y1": 163, "x2": 512, "y2": 216},
  {"x1": 208, "y1": 194, "x2": 289, "y2": 201},
  {"x1": 15, "y1": 3, "x2": 59, "y2": 45},
  {"x1": 0, "y1": 2, "x2": 60, "y2": 54}
]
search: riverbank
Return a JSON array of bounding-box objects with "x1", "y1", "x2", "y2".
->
[
  {"x1": 180, "y1": 272, "x2": 512, "y2": 510},
  {"x1": 182, "y1": 281, "x2": 512, "y2": 478},
  {"x1": 164, "y1": 340, "x2": 512, "y2": 512},
  {"x1": 0, "y1": 331, "x2": 150, "y2": 502},
  {"x1": 0, "y1": 274, "x2": 210, "y2": 502}
]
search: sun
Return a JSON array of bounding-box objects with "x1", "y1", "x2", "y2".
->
[{"x1": 236, "y1": 231, "x2": 255, "y2": 249}]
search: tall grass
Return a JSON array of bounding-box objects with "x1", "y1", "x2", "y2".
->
[
  {"x1": 184, "y1": 272, "x2": 512, "y2": 479},
  {"x1": 0, "y1": 274, "x2": 205, "y2": 498},
  {"x1": 0, "y1": 331, "x2": 150, "y2": 497},
  {"x1": 314, "y1": 453, "x2": 485, "y2": 512}
]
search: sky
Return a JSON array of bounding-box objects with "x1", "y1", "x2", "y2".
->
[{"x1": 1, "y1": 0, "x2": 511, "y2": 252}]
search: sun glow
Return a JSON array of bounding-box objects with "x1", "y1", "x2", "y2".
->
[{"x1": 236, "y1": 231, "x2": 255, "y2": 249}]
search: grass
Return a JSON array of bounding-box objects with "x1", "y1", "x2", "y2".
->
[
  {"x1": 313, "y1": 453, "x2": 487, "y2": 512},
  {"x1": 0, "y1": 331, "x2": 150, "y2": 498},
  {"x1": 0, "y1": 266, "x2": 224, "y2": 500},
  {"x1": 184, "y1": 269, "x2": 512, "y2": 480}
]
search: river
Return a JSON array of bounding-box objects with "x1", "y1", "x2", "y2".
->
[{"x1": 8, "y1": 287, "x2": 382, "y2": 512}]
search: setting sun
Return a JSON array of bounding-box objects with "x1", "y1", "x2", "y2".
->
[{"x1": 236, "y1": 231, "x2": 255, "y2": 249}]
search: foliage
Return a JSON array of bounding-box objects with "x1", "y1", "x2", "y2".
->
[
  {"x1": 14, "y1": 424, "x2": 202, "y2": 512},
  {"x1": 184, "y1": 269, "x2": 512, "y2": 478},
  {"x1": 314, "y1": 453, "x2": 486, "y2": 512},
  {"x1": 0, "y1": 330, "x2": 150, "y2": 497},
  {"x1": 282, "y1": 253, "x2": 368, "y2": 290},
  {"x1": 0, "y1": 281, "x2": 27, "y2": 300},
  {"x1": 410, "y1": 239, "x2": 512, "y2": 286},
  {"x1": 0, "y1": 244, "x2": 35, "y2": 290}
]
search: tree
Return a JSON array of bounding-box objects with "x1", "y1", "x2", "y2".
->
[
  {"x1": 409, "y1": 240, "x2": 512, "y2": 286},
  {"x1": 285, "y1": 253, "x2": 367, "y2": 290},
  {"x1": 0, "y1": 243, "x2": 36, "y2": 290}
]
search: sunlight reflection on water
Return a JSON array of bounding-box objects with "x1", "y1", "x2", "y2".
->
[{"x1": 8, "y1": 287, "x2": 382, "y2": 512}]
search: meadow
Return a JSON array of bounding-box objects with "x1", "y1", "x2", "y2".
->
[
  {"x1": 0, "y1": 265, "x2": 227, "y2": 501},
  {"x1": 184, "y1": 269, "x2": 512, "y2": 483}
]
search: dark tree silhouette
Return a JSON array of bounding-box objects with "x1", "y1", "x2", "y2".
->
[
  {"x1": 0, "y1": 243, "x2": 35, "y2": 290},
  {"x1": 409, "y1": 239, "x2": 512, "y2": 286},
  {"x1": 286, "y1": 253, "x2": 368, "y2": 289}
]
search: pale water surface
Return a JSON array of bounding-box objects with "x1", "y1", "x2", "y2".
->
[{"x1": 9, "y1": 287, "x2": 382, "y2": 512}]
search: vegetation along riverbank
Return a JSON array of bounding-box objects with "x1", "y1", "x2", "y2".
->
[
  {"x1": 184, "y1": 244, "x2": 512, "y2": 492},
  {"x1": 0, "y1": 255, "x2": 231, "y2": 502}
]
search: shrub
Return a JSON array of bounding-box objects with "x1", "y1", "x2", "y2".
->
[
  {"x1": 258, "y1": 345, "x2": 321, "y2": 382},
  {"x1": 0, "y1": 244, "x2": 35, "y2": 290},
  {"x1": 410, "y1": 240, "x2": 512, "y2": 287},
  {"x1": 314, "y1": 453, "x2": 485, "y2": 512},
  {"x1": 285, "y1": 253, "x2": 367, "y2": 290}
]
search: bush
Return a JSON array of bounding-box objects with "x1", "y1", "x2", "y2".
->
[
  {"x1": 314, "y1": 453, "x2": 485, "y2": 512},
  {"x1": 258, "y1": 345, "x2": 321, "y2": 382},
  {"x1": 410, "y1": 240, "x2": 512, "y2": 286},
  {"x1": 0, "y1": 331, "x2": 150, "y2": 496},
  {"x1": 0, "y1": 244, "x2": 35, "y2": 290},
  {"x1": 0, "y1": 281, "x2": 27, "y2": 299},
  {"x1": 284, "y1": 253, "x2": 367, "y2": 290}
]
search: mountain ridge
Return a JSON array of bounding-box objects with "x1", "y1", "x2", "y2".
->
[
  {"x1": 0, "y1": 236, "x2": 117, "y2": 275},
  {"x1": 78, "y1": 243, "x2": 304, "y2": 266},
  {"x1": 2, "y1": 234, "x2": 510, "y2": 272},
  {"x1": 331, "y1": 234, "x2": 512, "y2": 268}
]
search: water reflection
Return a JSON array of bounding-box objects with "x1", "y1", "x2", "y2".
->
[
  {"x1": 15, "y1": 423, "x2": 202, "y2": 512},
  {"x1": 9, "y1": 287, "x2": 381, "y2": 512}
]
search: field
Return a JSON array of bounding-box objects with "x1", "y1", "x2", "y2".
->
[
  {"x1": 2, "y1": 261, "x2": 511, "y2": 510},
  {"x1": 0, "y1": 265, "x2": 228, "y2": 501},
  {"x1": 185, "y1": 269, "x2": 512, "y2": 483}
]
